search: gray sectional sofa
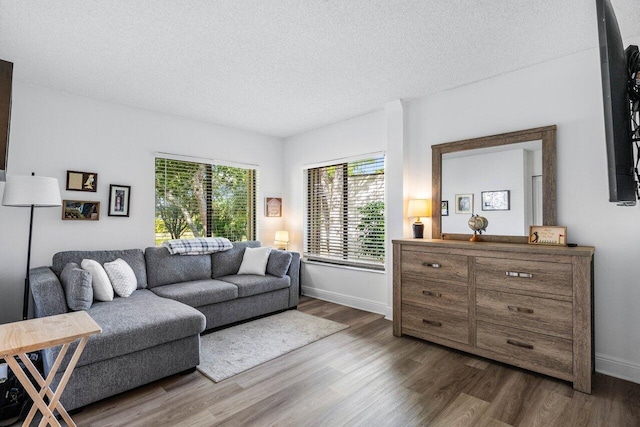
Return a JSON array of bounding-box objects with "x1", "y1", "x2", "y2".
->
[{"x1": 29, "y1": 241, "x2": 300, "y2": 410}]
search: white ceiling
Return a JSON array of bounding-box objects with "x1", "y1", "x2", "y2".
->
[{"x1": 1, "y1": 1, "x2": 639, "y2": 138}]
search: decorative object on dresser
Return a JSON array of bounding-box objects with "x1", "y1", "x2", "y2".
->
[
  {"x1": 393, "y1": 238, "x2": 595, "y2": 393},
  {"x1": 407, "y1": 199, "x2": 431, "y2": 238},
  {"x1": 108, "y1": 184, "x2": 131, "y2": 217},
  {"x1": 62, "y1": 200, "x2": 100, "y2": 220},
  {"x1": 529, "y1": 225, "x2": 567, "y2": 245},
  {"x1": 1, "y1": 173, "x2": 62, "y2": 320},
  {"x1": 65, "y1": 170, "x2": 98, "y2": 192},
  {"x1": 467, "y1": 214, "x2": 488, "y2": 242}
]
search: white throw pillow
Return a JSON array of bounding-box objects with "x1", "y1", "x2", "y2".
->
[
  {"x1": 81, "y1": 259, "x2": 114, "y2": 302},
  {"x1": 237, "y1": 247, "x2": 272, "y2": 275},
  {"x1": 104, "y1": 258, "x2": 137, "y2": 298}
]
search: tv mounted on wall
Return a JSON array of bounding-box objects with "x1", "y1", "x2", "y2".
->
[{"x1": 596, "y1": 0, "x2": 639, "y2": 206}]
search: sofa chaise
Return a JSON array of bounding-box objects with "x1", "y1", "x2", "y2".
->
[{"x1": 29, "y1": 240, "x2": 300, "y2": 410}]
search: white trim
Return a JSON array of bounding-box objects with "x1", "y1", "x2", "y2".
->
[
  {"x1": 595, "y1": 353, "x2": 640, "y2": 384},
  {"x1": 155, "y1": 151, "x2": 259, "y2": 169},
  {"x1": 303, "y1": 151, "x2": 385, "y2": 170},
  {"x1": 301, "y1": 286, "x2": 393, "y2": 320},
  {"x1": 302, "y1": 258, "x2": 386, "y2": 273}
]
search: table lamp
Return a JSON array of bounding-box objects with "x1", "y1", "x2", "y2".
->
[
  {"x1": 274, "y1": 231, "x2": 289, "y2": 250},
  {"x1": 2, "y1": 173, "x2": 62, "y2": 319},
  {"x1": 407, "y1": 199, "x2": 431, "y2": 239}
]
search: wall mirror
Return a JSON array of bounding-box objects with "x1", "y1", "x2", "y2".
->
[{"x1": 432, "y1": 125, "x2": 556, "y2": 243}]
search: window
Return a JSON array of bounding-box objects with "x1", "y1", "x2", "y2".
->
[
  {"x1": 155, "y1": 157, "x2": 256, "y2": 245},
  {"x1": 306, "y1": 156, "x2": 385, "y2": 270}
]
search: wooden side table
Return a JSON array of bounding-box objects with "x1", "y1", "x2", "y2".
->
[{"x1": 0, "y1": 311, "x2": 101, "y2": 426}]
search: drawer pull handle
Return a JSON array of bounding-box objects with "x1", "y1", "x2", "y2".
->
[
  {"x1": 422, "y1": 290, "x2": 442, "y2": 298},
  {"x1": 505, "y1": 271, "x2": 534, "y2": 279},
  {"x1": 507, "y1": 305, "x2": 534, "y2": 314},
  {"x1": 422, "y1": 262, "x2": 441, "y2": 268},
  {"x1": 422, "y1": 319, "x2": 442, "y2": 327},
  {"x1": 506, "y1": 339, "x2": 534, "y2": 350}
]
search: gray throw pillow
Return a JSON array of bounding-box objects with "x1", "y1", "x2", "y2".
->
[
  {"x1": 60, "y1": 262, "x2": 93, "y2": 311},
  {"x1": 266, "y1": 250, "x2": 293, "y2": 277}
]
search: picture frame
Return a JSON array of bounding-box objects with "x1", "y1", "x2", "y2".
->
[
  {"x1": 66, "y1": 170, "x2": 98, "y2": 192},
  {"x1": 455, "y1": 194, "x2": 473, "y2": 214},
  {"x1": 528, "y1": 226, "x2": 567, "y2": 245},
  {"x1": 481, "y1": 190, "x2": 510, "y2": 211},
  {"x1": 265, "y1": 197, "x2": 282, "y2": 217},
  {"x1": 62, "y1": 200, "x2": 100, "y2": 221},
  {"x1": 441, "y1": 200, "x2": 449, "y2": 216},
  {"x1": 108, "y1": 184, "x2": 131, "y2": 217}
]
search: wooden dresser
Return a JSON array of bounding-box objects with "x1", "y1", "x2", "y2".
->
[{"x1": 393, "y1": 238, "x2": 594, "y2": 393}]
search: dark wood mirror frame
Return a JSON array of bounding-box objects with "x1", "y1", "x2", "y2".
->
[{"x1": 432, "y1": 125, "x2": 557, "y2": 243}]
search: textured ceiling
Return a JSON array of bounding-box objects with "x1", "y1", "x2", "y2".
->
[{"x1": 1, "y1": 0, "x2": 639, "y2": 138}]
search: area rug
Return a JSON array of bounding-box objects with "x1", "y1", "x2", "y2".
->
[{"x1": 197, "y1": 310, "x2": 349, "y2": 382}]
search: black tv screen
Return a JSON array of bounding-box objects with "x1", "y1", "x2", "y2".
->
[{"x1": 596, "y1": 0, "x2": 637, "y2": 205}]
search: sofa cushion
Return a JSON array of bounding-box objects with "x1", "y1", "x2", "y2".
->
[
  {"x1": 218, "y1": 274, "x2": 290, "y2": 298},
  {"x1": 150, "y1": 279, "x2": 238, "y2": 307},
  {"x1": 60, "y1": 262, "x2": 93, "y2": 311},
  {"x1": 104, "y1": 258, "x2": 137, "y2": 298},
  {"x1": 53, "y1": 249, "x2": 147, "y2": 289},
  {"x1": 266, "y1": 250, "x2": 293, "y2": 278},
  {"x1": 81, "y1": 259, "x2": 114, "y2": 302},
  {"x1": 43, "y1": 289, "x2": 206, "y2": 371},
  {"x1": 237, "y1": 247, "x2": 271, "y2": 275},
  {"x1": 211, "y1": 241, "x2": 261, "y2": 278},
  {"x1": 145, "y1": 247, "x2": 212, "y2": 288}
]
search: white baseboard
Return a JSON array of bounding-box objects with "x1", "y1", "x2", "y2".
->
[
  {"x1": 301, "y1": 286, "x2": 393, "y2": 319},
  {"x1": 596, "y1": 353, "x2": 640, "y2": 384}
]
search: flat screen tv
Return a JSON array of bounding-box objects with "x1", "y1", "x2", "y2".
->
[{"x1": 596, "y1": 0, "x2": 638, "y2": 205}]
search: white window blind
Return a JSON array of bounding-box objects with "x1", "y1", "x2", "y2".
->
[
  {"x1": 306, "y1": 156, "x2": 385, "y2": 270},
  {"x1": 155, "y1": 157, "x2": 256, "y2": 245}
]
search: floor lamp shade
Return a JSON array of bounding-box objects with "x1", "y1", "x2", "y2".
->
[{"x1": 2, "y1": 174, "x2": 61, "y2": 320}]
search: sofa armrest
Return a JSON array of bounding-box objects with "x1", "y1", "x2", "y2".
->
[
  {"x1": 30, "y1": 267, "x2": 68, "y2": 318},
  {"x1": 287, "y1": 252, "x2": 301, "y2": 307}
]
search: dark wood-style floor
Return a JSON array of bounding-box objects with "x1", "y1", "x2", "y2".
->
[{"x1": 65, "y1": 297, "x2": 640, "y2": 426}]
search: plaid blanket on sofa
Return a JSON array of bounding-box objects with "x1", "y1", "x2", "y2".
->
[{"x1": 162, "y1": 237, "x2": 233, "y2": 255}]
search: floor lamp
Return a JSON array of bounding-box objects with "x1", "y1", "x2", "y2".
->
[{"x1": 2, "y1": 173, "x2": 61, "y2": 320}]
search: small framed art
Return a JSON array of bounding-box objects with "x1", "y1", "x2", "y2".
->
[
  {"x1": 481, "y1": 190, "x2": 510, "y2": 211},
  {"x1": 62, "y1": 200, "x2": 100, "y2": 220},
  {"x1": 528, "y1": 226, "x2": 567, "y2": 245},
  {"x1": 265, "y1": 197, "x2": 282, "y2": 217},
  {"x1": 108, "y1": 185, "x2": 131, "y2": 217},
  {"x1": 455, "y1": 194, "x2": 473, "y2": 214},
  {"x1": 441, "y1": 201, "x2": 449, "y2": 216},
  {"x1": 66, "y1": 170, "x2": 98, "y2": 192}
]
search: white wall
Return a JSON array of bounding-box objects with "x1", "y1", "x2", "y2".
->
[
  {"x1": 405, "y1": 38, "x2": 640, "y2": 383},
  {"x1": 0, "y1": 82, "x2": 284, "y2": 324}
]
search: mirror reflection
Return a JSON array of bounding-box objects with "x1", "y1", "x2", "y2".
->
[{"x1": 441, "y1": 140, "x2": 543, "y2": 237}]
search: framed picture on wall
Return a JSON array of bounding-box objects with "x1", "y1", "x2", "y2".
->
[
  {"x1": 62, "y1": 200, "x2": 100, "y2": 220},
  {"x1": 265, "y1": 197, "x2": 282, "y2": 217},
  {"x1": 481, "y1": 190, "x2": 510, "y2": 211},
  {"x1": 441, "y1": 201, "x2": 449, "y2": 216},
  {"x1": 455, "y1": 194, "x2": 473, "y2": 214},
  {"x1": 108, "y1": 185, "x2": 131, "y2": 217},
  {"x1": 66, "y1": 170, "x2": 98, "y2": 192}
]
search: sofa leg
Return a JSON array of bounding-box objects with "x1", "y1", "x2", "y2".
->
[{"x1": 180, "y1": 367, "x2": 197, "y2": 375}]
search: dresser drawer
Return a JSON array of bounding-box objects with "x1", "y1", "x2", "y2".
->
[
  {"x1": 402, "y1": 304, "x2": 468, "y2": 345},
  {"x1": 476, "y1": 289, "x2": 572, "y2": 339},
  {"x1": 402, "y1": 277, "x2": 468, "y2": 315},
  {"x1": 402, "y1": 249, "x2": 467, "y2": 283},
  {"x1": 475, "y1": 257, "x2": 572, "y2": 297},
  {"x1": 477, "y1": 321, "x2": 573, "y2": 374}
]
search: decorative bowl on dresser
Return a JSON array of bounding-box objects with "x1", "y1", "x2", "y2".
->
[{"x1": 392, "y1": 238, "x2": 595, "y2": 393}]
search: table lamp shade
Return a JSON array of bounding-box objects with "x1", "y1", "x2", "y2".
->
[
  {"x1": 274, "y1": 231, "x2": 289, "y2": 243},
  {"x1": 407, "y1": 199, "x2": 431, "y2": 220},
  {"x1": 2, "y1": 175, "x2": 62, "y2": 207}
]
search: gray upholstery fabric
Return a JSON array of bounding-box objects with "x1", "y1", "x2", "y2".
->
[
  {"x1": 60, "y1": 262, "x2": 93, "y2": 311},
  {"x1": 50, "y1": 335, "x2": 200, "y2": 411},
  {"x1": 266, "y1": 250, "x2": 293, "y2": 277},
  {"x1": 198, "y1": 288, "x2": 290, "y2": 330},
  {"x1": 42, "y1": 289, "x2": 205, "y2": 371},
  {"x1": 30, "y1": 267, "x2": 68, "y2": 318},
  {"x1": 211, "y1": 241, "x2": 261, "y2": 278},
  {"x1": 150, "y1": 279, "x2": 238, "y2": 307},
  {"x1": 52, "y1": 249, "x2": 147, "y2": 289},
  {"x1": 288, "y1": 252, "x2": 301, "y2": 307},
  {"x1": 218, "y1": 274, "x2": 290, "y2": 298},
  {"x1": 145, "y1": 247, "x2": 212, "y2": 288}
]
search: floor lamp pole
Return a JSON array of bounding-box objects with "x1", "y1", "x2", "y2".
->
[{"x1": 23, "y1": 203, "x2": 35, "y2": 320}]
